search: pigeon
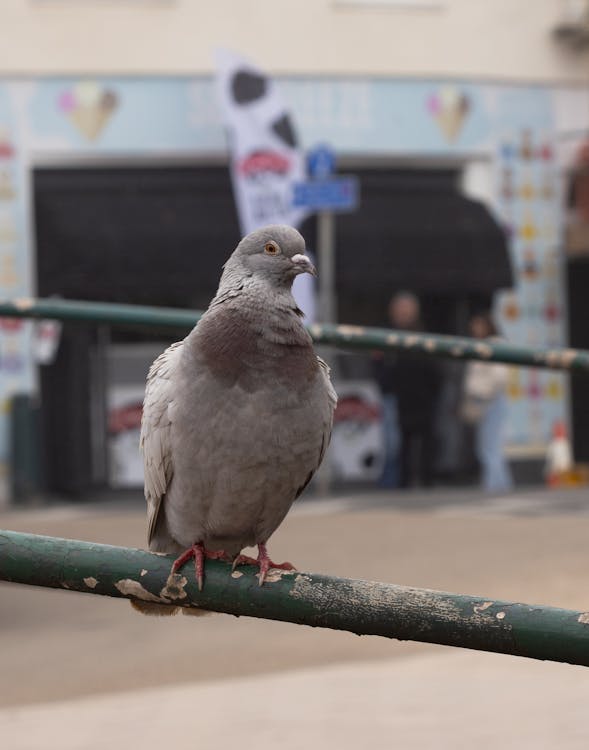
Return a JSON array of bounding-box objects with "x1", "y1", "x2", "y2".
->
[{"x1": 134, "y1": 225, "x2": 337, "y2": 615}]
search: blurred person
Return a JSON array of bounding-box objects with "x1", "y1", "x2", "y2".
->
[
  {"x1": 461, "y1": 312, "x2": 513, "y2": 493},
  {"x1": 373, "y1": 292, "x2": 441, "y2": 489}
]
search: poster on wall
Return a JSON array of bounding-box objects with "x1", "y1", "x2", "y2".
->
[
  {"x1": 330, "y1": 381, "x2": 384, "y2": 481},
  {"x1": 107, "y1": 384, "x2": 145, "y2": 488}
]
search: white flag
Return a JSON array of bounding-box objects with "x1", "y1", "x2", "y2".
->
[{"x1": 214, "y1": 49, "x2": 315, "y2": 321}]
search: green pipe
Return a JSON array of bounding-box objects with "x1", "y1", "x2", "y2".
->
[
  {"x1": 1, "y1": 529, "x2": 589, "y2": 667},
  {"x1": 0, "y1": 296, "x2": 587, "y2": 371}
]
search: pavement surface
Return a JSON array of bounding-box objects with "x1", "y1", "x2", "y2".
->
[{"x1": 1, "y1": 486, "x2": 589, "y2": 748}]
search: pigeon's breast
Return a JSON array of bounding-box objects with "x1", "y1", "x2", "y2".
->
[{"x1": 165, "y1": 357, "x2": 330, "y2": 553}]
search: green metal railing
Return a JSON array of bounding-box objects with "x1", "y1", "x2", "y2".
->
[
  {"x1": 1, "y1": 296, "x2": 588, "y2": 371},
  {"x1": 1, "y1": 529, "x2": 589, "y2": 666},
  {"x1": 1, "y1": 297, "x2": 589, "y2": 665}
]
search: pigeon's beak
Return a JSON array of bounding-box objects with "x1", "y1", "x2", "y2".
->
[{"x1": 291, "y1": 253, "x2": 317, "y2": 277}]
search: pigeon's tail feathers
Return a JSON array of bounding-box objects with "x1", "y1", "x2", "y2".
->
[
  {"x1": 147, "y1": 502, "x2": 184, "y2": 555},
  {"x1": 130, "y1": 600, "x2": 212, "y2": 617}
]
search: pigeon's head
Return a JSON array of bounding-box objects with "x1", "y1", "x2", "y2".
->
[{"x1": 228, "y1": 225, "x2": 316, "y2": 285}]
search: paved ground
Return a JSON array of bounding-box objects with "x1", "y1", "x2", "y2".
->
[{"x1": 1, "y1": 487, "x2": 589, "y2": 748}]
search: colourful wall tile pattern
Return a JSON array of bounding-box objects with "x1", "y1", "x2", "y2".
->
[{"x1": 495, "y1": 128, "x2": 567, "y2": 446}]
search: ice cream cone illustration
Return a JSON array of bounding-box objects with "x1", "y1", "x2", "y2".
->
[
  {"x1": 545, "y1": 376, "x2": 563, "y2": 400},
  {"x1": 520, "y1": 212, "x2": 537, "y2": 240},
  {"x1": 521, "y1": 247, "x2": 539, "y2": 280},
  {"x1": 527, "y1": 370, "x2": 542, "y2": 400},
  {"x1": 59, "y1": 82, "x2": 118, "y2": 141},
  {"x1": 502, "y1": 292, "x2": 520, "y2": 321},
  {"x1": 427, "y1": 87, "x2": 470, "y2": 143},
  {"x1": 544, "y1": 294, "x2": 560, "y2": 323},
  {"x1": 507, "y1": 368, "x2": 523, "y2": 400}
]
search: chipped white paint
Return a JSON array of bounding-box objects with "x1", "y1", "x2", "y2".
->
[
  {"x1": 83, "y1": 576, "x2": 98, "y2": 589},
  {"x1": 160, "y1": 573, "x2": 188, "y2": 601},
  {"x1": 140, "y1": 569, "x2": 148, "y2": 577},
  {"x1": 115, "y1": 579, "x2": 163, "y2": 603},
  {"x1": 496, "y1": 611, "x2": 506, "y2": 620},
  {"x1": 474, "y1": 601, "x2": 494, "y2": 614},
  {"x1": 474, "y1": 342, "x2": 493, "y2": 359},
  {"x1": 14, "y1": 297, "x2": 34, "y2": 310},
  {"x1": 337, "y1": 325, "x2": 364, "y2": 338},
  {"x1": 560, "y1": 349, "x2": 578, "y2": 368},
  {"x1": 543, "y1": 349, "x2": 578, "y2": 369},
  {"x1": 258, "y1": 568, "x2": 293, "y2": 584},
  {"x1": 231, "y1": 570, "x2": 244, "y2": 579},
  {"x1": 578, "y1": 612, "x2": 589, "y2": 625}
]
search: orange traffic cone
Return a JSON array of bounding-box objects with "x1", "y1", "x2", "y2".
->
[{"x1": 545, "y1": 420, "x2": 573, "y2": 487}]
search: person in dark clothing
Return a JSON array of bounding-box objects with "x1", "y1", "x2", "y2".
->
[{"x1": 373, "y1": 292, "x2": 441, "y2": 489}]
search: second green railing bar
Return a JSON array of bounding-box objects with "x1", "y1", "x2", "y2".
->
[{"x1": 0, "y1": 296, "x2": 587, "y2": 372}]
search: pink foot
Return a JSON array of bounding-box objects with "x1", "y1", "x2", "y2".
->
[
  {"x1": 171, "y1": 543, "x2": 228, "y2": 591},
  {"x1": 233, "y1": 543, "x2": 297, "y2": 586}
]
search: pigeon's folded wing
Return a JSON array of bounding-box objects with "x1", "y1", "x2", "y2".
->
[
  {"x1": 140, "y1": 341, "x2": 183, "y2": 546},
  {"x1": 295, "y1": 357, "x2": 338, "y2": 499},
  {"x1": 317, "y1": 355, "x2": 338, "y2": 461},
  {"x1": 318, "y1": 356, "x2": 338, "y2": 414}
]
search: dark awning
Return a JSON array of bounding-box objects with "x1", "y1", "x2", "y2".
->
[{"x1": 328, "y1": 169, "x2": 513, "y2": 298}]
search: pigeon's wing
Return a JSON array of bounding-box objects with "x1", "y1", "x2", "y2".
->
[
  {"x1": 140, "y1": 341, "x2": 184, "y2": 546},
  {"x1": 295, "y1": 356, "x2": 338, "y2": 499},
  {"x1": 317, "y1": 356, "x2": 338, "y2": 457}
]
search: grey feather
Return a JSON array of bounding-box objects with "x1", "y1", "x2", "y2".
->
[{"x1": 136, "y1": 225, "x2": 337, "y2": 614}]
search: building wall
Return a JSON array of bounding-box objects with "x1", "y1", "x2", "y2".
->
[
  {"x1": 0, "y1": 73, "x2": 576, "y2": 475},
  {"x1": 1, "y1": 0, "x2": 588, "y2": 83}
]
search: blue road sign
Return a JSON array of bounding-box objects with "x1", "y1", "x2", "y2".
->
[
  {"x1": 307, "y1": 145, "x2": 336, "y2": 180},
  {"x1": 293, "y1": 176, "x2": 359, "y2": 212}
]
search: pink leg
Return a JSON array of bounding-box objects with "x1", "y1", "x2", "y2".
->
[
  {"x1": 232, "y1": 543, "x2": 296, "y2": 586},
  {"x1": 257, "y1": 543, "x2": 296, "y2": 585},
  {"x1": 171, "y1": 542, "x2": 228, "y2": 591}
]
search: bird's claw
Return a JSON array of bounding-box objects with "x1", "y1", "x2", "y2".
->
[
  {"x1": 232, "y1": 543, "x2": 296, "y2": 586},
  {"x1": 257, "y1": 558, "x2": 297, "y2": 586},
  {"x1": 171, "y1": 543, "x2": 229, "y2": 591}
]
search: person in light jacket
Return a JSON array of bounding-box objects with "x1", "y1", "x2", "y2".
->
[{"x1": 462, "y1": 313, "x2": 513, "y2": 493}]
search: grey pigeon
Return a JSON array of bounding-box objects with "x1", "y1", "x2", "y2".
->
[{"x1": 134, "y1": 225, "x2": 337, "y2": 615}]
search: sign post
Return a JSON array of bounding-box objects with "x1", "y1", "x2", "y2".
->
[
  {"x1": 293, "y1": 144, "x2": 359, "y2": 327},
  {"x1": 317, "y1": 210, "x2": 336, "y2": 324},
  {"x1": 293, "y1": 145, "x2": 360, "y2": 493}
]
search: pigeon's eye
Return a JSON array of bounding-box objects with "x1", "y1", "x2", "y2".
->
[{"x1": 264, "y1": 242, "x2": 280, "y2": 255}]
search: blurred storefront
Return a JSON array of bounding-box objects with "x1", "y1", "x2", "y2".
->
[{"x1": 0, "y1": 76, "x2": 584, "y2": 496}]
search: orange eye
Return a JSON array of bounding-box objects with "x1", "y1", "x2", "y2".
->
[{"x1": 264, "y1": 242, "x2": 280, "y2": 255}]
